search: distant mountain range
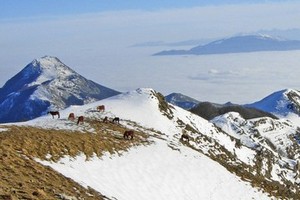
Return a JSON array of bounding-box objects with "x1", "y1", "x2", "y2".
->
[
  {"x1": 165, "y1": 88, "x2": 300, "y2": 119},
  {"x1": 154, "y1": 34, "x2": 300, "y2": 56},
  {"x1": 0, "y1": 56, "x2": 120, "y2": 123},
  {"x1": 190, "y1": 102, "x2": 277, "y2": 120}
]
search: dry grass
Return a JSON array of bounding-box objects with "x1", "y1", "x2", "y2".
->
[{"x1": 0, "y1": 119, "x2": 149, "y2": 200}]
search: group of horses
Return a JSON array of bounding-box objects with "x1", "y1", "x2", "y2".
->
[
  {"x1": 48, "y1": 111, "x2": 84, "y2": 125},
  {"x1": 48, "y1": 106, "x2": 191, "y2": 142},
  {"x1": 47, "y1": 104, "x2": 134, "y2": 140}
]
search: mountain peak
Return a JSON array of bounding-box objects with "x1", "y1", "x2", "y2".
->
[
  {"x1": 0, "y1": 56, "x2": 120, "y2": 123},
  {"x1": 34, "y1": 55, "x2": 60, "y2": 64},
  {"x1": 165, "y1": 92, "x2": 199, "y2": 110},
  {"x1": 24, "y1": 56, "x2": 77, "y2": 86},
  {"x1": 29, "y1": 56, "x2": 62, "y2": 72}
]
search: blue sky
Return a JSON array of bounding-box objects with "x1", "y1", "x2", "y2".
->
[
  {"x1": 0, "y1": 0, "x2": 293, "y2": 19},
  {"x1": 1, "y1": 0, "x2": 300, "y2": 103}
]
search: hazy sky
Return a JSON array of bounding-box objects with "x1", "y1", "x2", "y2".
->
[{"x1": 1, "y1": 1, "x2": 300, "y2": 103}]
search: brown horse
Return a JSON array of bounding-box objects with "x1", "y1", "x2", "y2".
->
[
  {"x1": 124, "y1": 130, "x2": 134, "y2": 140},
  {"x1": 180, "y1": 134, "x2": 189, "y2": 142},
  {"x1": 77, "y1": 116, "x2": 84, "y2": 125},
  {"x1": 68, "y1": 113, "x2": 75, "y2": 121},
  {"x1": 103, "y1": 116, "x2": 109, "y2": 123},
  {"x1": 112, "y1": 117, "x2": 120, "y2": 124},
  {"x1": 97, "y1": 105, "x2": 105, "y2": 112},
  {"x1": 48, "y1": 111, "x2": 60, "y2": 119}
]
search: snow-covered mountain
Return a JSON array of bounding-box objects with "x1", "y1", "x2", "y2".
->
[
  {"x1": 246, "y1": 89, "x2": 300, "y2": 117},
  {"x1": 0, "y1": 56, "x2": 120, "y2": 123},
  {"x1": 10, "y1": 88, "x2": 300, "y2": 199},
  {"x1": 154, "y1": 34, "x2": 300, "y2": 56},
  {"x1": 165, "y1": 92, "x2": 199, "y2": 110}
]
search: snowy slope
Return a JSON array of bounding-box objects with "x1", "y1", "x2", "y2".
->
[
  {"x1": 11, "y1": 88, "x2": 300, "y2": 199},
  {"x1": 36, "y1": 140, "x2": 270, "y2": 200},
  {"x1": 0, "y1": 56, "x2": 120, "y2": 123},
  {"x1": 246, "y1": 89, "x2": 300, "y2": 117},
  {"x1": 27, "y1": 89, "x2": 269, "y2": 200}
]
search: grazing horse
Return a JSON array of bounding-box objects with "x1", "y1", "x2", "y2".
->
[
  {"x1": 124, "y1": 130, "x2": 134, "y2": 140},
  {"x1": 103, "y1": 116, "x2": 109, "y2": 123},
  {"x1": 48, "y1": 111, "x2": 60, "y2": 119},
  {"x1": 180, "y1": 134, "x2": 189, "y2": 142},
  {"x1": 112, "y1": 117, "x2": 120, "y2": 124},
  {"x1": 97, "y1": 105, "x2": 105, "y2": 112},
  {"x1": 77, "y1": 116, "x2": 84, "y2": 125},
  {"x1": 68, "y1": 113, "x2": 75, "y2": 121}
]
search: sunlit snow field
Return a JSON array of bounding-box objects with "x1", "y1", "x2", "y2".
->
[{"x1": 37, "y1": 140, "x2": 271, "y2": 200}]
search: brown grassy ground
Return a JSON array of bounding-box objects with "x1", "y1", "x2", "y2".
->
[{"x1": 0, "y1": 119, "x2": 149, "y2": 200}]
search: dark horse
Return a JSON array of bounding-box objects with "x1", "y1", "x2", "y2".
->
[
  {"x1": 103, "y1": 116, "x2": 109, "y2": 123},
  {"x1": 77, "y1": 116, "x2": 84, "y2": 125},
  {"x1": 48, "y1": 111, "x2": 60, "y2": 119},
  {"x1": 124, "y1": 130, "x2": 134, "y2": 140},
  {"x1": 112, "y1": 117, "x2": 120, "y2": 124},
  {"x1": 180, "y1": 134, "x2": 189, "y2": 142}
]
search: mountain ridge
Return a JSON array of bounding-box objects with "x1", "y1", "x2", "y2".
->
[
  {"x1": 154, "y1": 34, "x2": 300, "y2": 56},
  {"x1": 14, "y1": 88, "x2": 300, "y2": 199},
  {"x1": 190, "y1": 101, "x2": 278, "y2": 120},
  {"x1": 165, "y1": 88, "x2": 300, "y2": 119}
]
